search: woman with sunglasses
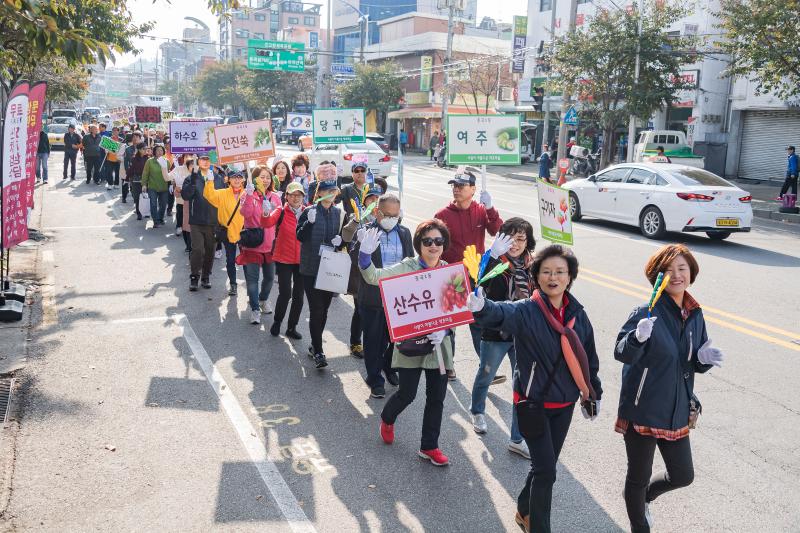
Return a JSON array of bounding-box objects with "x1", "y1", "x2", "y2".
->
[{"x1": 358, "y1": 219, "x2": 455, "y2": 467}]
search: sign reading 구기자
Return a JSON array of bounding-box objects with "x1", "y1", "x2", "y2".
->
[{"x1": 446, "y1": 114, "x2": 521, "y2": 165}]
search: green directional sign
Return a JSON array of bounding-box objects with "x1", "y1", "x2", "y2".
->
[{"x1": 247, "y1": 39, "x2": 305, "y2": 72}]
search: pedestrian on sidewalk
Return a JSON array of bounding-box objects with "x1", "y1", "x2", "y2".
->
[
  {"x1": 399, "y1": 128, "x2": 408, "y2": 154},
  {"x1": 238, "y1": 166, "x2": 281, "y2": 325},
  {"x1": 295, "y1": 178, "x2": 343, "y2": 369},
  {"x1": 141, "y1": 145, "x2": 171, "y2": 228},
  {"x1": 128, "y1": 143, "x2": 148, "y2": 220},
  {"x1": 469, "y1": 218, "x2": 535, "y2": 460},
  {"x1": 82, "y1": 124, "x2": 103, "y2": 184},
  {"x1": 429, "y1": 131, "x2": 439, "y2": 160},
  {"x1": 779, "y1": 145, "x2": 798, "y2": 198},
  {"x1": 36, "y1": 128, "x2": 50, "y2": 183},
  {"x1": 265, "y1": 182, "x2": 306, "y2": 340},
  {"x1": 104, "y1": 126, "x2": 122, "y2": 190},
  {"x1": 169, "y1": 154, "x2": 194, "y2": 252},
  {"x1": 204, "y1": 169, "x2": 246, "y2": 296},
  {"x1": 358, "y1": 219, "x2": 455, "y2": 466},
  {"x1": 122, "y1": 132, "x2": 142, "y2": 203},
  {"x1": 466, "y1": 244, "x2": 602, "y2": 533},
  {"x1": 62, "y1": 124, "x2": 81, "y2": 181},
  {"x1": 538, "y1": 144, "x2": 551, "y2": 183},
  {"x1": 615, "y1": 244, "x2": 722, "y2": 533},
  {"x1": 181, "y1": 155, "x2": 218, "y2": 290},
  {"x1": 434, "y1": 167, "x2": 503, "y2": 380}
]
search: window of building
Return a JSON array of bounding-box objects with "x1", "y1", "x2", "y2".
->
[
  {"x1": 288, "y1": 16, "x2": 299, "y2": 24},
  {"x1": 235, "y1": 11, "x2": 249, "y2": 20},
  {"x1": 270, "y1": 20, "x2": 279, "y2": 31},
  {"x1": 236, "y1": 47, "x2": 245, "y2": 56},
  {"x1": 255, "y1": 13, "x2": 266, "y2": 21},
  {"x1": 254, "y1": 32, "x2": 264, "y2": 40},
  {"x1": 304, "y1": 16, "x2": 315, "y2": 26},
  {"x1": 235, "y1": 29, "x2": 250, "y2": 39},
  {"x1": 540, "y1": 0, "x2": 552, "y2": 10}
]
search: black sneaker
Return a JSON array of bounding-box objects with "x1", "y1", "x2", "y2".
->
[
  {"x1": 385, "y1": 370, "x2": 399, "y2": 387},
  {"x1": 285, "y1": 328, "x2": 302, "y2": 340},
  {"x1": 228, "y1": 284, "x2": 237, "y2": 296},
  {"x1": 269, "y1": 322, "x2": 281, "y2": 337},
  {"x1": 137, "y1": 214, "x2": 142, "y2": 220},
  {"x1": 307, "y1": 346, "x2": 314, "y2": 359},
  {"x1": 313, "y1": 353, "x2": 328, "y2": 369},
  {"x1": 491, "y1": 375, "x2": 507, "y2": 386},
  {"x1": 446, "y1": 369, "x2": 457, "y2": 381},
  {"x1": 201, "y1": 279, "x2": 211, "y2": 289},
  {"x1": 189, "y1": 276, "x2": 199, "y2": 292},
  {"x1": 370, "y1": 385, "x2": 386, "y2": 399}
]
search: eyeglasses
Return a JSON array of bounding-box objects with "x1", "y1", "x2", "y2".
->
[
  {"x1": 421, "y1": 237, "x2": 445, "y2": 247},
  {"x1": 540, "y1": 270, "x2": 569, "y2": 279}
]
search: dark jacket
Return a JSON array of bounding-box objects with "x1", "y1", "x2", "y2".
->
[
  {"x1": 474, "y1": 292, "x2": 602, "y2": 403},
  {"x1": 82, "y1": 133, "x2": 103, "y2": 158},
  {"x1": 37, "y1": 131, "x2": 50, "y2": 154},
  {"x1": 614, "y1": 295, "x2": 712, "y2": 431},
  {"x1": 128, "y1": 154, "x2": 147, "y2": 183},
  {"x1": 124, "y1": 144, "x2": 137, "y2": 172},
  {"x1": 353, "y1": 221, "x2": 414, "y2": 308},
  {"x1": 340, "y1": 182, "x2": 365, "y2": 216},
  {"x1": 481, "y1": 256, "x2": 533, "y2": 342},
  {"x1": 64, "y1": 131, "x2": 82, "y2": 154},
  {"x1": 296, "y1": 203, "x2": 343, "y2": 277},
  {"x1": 434, "y1": 201, "x2": 502, "y2": 264},
  {"x1": 538, "y1": 152, "x2": 551, "y2": 179},
  {"x1": 181, "y1": 171, "x2": 218, "y2": 226}
]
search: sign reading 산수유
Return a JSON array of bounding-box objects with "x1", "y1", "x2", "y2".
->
[
  {"x1": 312, "y1": 108, "x2": 366, "y2": 144},
  {"x1": 537, "y1": 179, "x2": 573, "y2": 246},
  {"x1": 213, "y1": 119, "x2": 275, "y2": 165},
  {"x1": 169, "y1": 120, "x2": 216, "y2": 154},
  {"x1": 378, "y1": 263, "x2": 475, "y2": 343},
  {"x1": 446, "y1": 114, "x2": 521, "y2": 165}
]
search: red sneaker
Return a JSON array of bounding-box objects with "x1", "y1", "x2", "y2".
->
[
  {"x1": 418, "y1": 448, "x2": 449, "y2": 466},
  {"x1": 380, "y1": 420, "x2": 394, "y2": 444}
]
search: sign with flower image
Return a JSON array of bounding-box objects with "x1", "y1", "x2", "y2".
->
[
  {"x1": 537, "y1": 179, "x2": 573, "y2": 245},
  {"x1": 213, "y1": 119, "x2": 275, "y2": 165}
]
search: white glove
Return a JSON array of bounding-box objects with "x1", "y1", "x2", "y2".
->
[
  {"x1": 467, "y1": 287, "x2": 485, "y2": 313},
  {"x1": 581, "y1": 400, "x2": 601, "y2": 421},
  {"x1": 489, "y1": 233, "x2": 514, "y2": 259},
  {"x1": 479, "y1": 190, "x2": 493, "y2": 209},
  {"x1": 635, "y1": 317, "x2": 657, "y2": 343},
  {"x1": 698, "y1": 339, "x2": 724, "y2": 367},
  {"x1": 427, "y1": 329, "x2": 447, "y2": 346},
  {"x1": 245, "y1": 180, "x2": 255, "y2": 195},
  {"x1": 356, "y1": 227, "x2": 366, "y2": 243},
  {"x1": 331, "y1": 235, "x2": 342, "y2": 247},
  {"x1": 306, "y1": 208, "x2": 317, "y2": 224},
  {"x1": 359, "y1": 227, "x2": 381, "y2": 255}
]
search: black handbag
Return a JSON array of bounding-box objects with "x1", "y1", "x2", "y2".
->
[
  {"x1": 239, "y1": 227, "x2": 264, "y2": 248},
  {"x1": 396, "y1": 335, "x2": 435, "y2": 357},
  {"x1": 515, "y1": 357, "x2": 563, "y2": 440},
  {"x1": 215, "y1": 196, "x2": 241, "y2": 243}
]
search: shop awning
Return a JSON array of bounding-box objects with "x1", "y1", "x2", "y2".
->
[{"x1": 388, "y1": 105, "x2": 498, "y2": 120}]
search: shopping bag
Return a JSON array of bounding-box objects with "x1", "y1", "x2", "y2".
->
[
  {"x1": 139, "y1": 192, "x2": 151, "y2": 218},
  {"x1": 314, "y1": 248, "x2": 351, "y2": 293}
]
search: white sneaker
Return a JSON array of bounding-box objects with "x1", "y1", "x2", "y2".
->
[
  {"x1": 644, "y1": 502, "x2": 653, "y2": 527},
  {"x1": 106, "y1": 185, "x2": 112, "y2": 190},
  {"x1": 508, "y1": 439, "x2": 531, "y2": 459},
  {"x1": 214, "y1": 249, "x2": 223, "y2": 259},
  {"x1": 472, "y1": 413, "x2": 487, "y2": 434},
  {"x1": 250, "y1": 309, "x2": 261, "y2": 325},
  {"x1": 260, "y1": 300, "x2": 273, "y2": 314},
  {"x1": 175, "y1": 227, "x2": 182, "y2": 236}
]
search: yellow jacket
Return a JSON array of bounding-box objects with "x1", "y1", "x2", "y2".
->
[{"x1": 203, "y1": 185, "x2": 245, "y2": 243}]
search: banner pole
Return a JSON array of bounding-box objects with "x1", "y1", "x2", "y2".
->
[
  {"x1": 481, "y1": 164, "x2": 487, "y2": 191},
  {"x1": 435, "y1": 344, "x2": 445, "y2": 376}
]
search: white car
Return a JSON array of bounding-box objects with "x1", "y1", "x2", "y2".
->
[
  {"x1": 563, "y1": 163, "x2": 753, "y2": 240},
  {"x1": 309, "y1": 140, "x2": 392, "y2": 179}
]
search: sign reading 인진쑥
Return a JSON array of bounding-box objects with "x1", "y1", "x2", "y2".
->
[
  {"x1": 169, "y1": 120, "x2": 216, "y2": 154},
  {"x1": 446, "y1": 114, "x2": 521, "y2": 165},
  {"x1": 378, "y1": 263, "x2": 475, "y2": 343},
  {"x1": 537, "y1": 179, "x2": 573, "y2": 246},
  {"x1": 213, "y1": 119, "x2": 275, "y2": 165},
  {"x1": 312, "y1": 108, "x2": 366, "y2": 144},
  {"x1": 135, "y1": 106, "x2": 161, "y2": 124}
]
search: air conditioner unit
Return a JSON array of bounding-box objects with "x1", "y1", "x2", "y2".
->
[{"x1": 500, "y1": 87, "x2": 513, "y2": 101}]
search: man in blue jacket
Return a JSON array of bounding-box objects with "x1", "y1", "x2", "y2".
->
[
  {"x1": 779, "y1": 145, "x2": 799, "y2": 198},
  {"x1": 538, "y1": 143, "x2": 551, "y2": 183}
]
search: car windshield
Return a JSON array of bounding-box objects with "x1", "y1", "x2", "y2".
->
[
  {"x1": 345, "y1": 141, "x2": 379, "y2": 151},
  {"x1": 666, "y1": 168, "x2": 733, "y2": 187},
  {"x1": 49, "y1": 124, "x2": 69, "y2": 133},
  {"x1": 52, "y1": 110, "x2": 75, "y2": 118}
]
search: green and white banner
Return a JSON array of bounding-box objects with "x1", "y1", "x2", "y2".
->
[{"x1": 446, "y1": 114, "x2": 521, "y2": 165}]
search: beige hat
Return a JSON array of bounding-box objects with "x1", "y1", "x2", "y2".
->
[{"x1": 286, "y1": 182, "x2": 305, "y2": 196}]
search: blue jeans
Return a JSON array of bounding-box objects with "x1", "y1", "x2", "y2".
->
[
  {"x1": 148, "y1": 190, "x2": 169, "y2": 224},
  {"x1": 36, "y1": 153, "x2": 49, "y2": 181},
  {"x1": 470, "y1": 340, "x2": 523, "y2": 443},
  {"x1": 243, "y1": 261, "x2": 275, "y2": 311},
  {"x1": 222, "y1": 239, "x2": 237, "y2": 286}
]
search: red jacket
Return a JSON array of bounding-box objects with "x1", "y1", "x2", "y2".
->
[
  {"x1": 435, "y1": 201, "x2": 502, "y2": 264},
  {"x1": 264, "y1": 203, "x2": 301, "y2": 264}
]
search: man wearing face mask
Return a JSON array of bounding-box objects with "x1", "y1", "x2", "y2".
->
[{"x1": 349, "y1": 193, "x2": 413, "y2": 398}]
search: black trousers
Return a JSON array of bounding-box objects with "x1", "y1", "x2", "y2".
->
[
  {"x1": 518, "y1": 405, "x2": 574, "y2": 533},
  {"x1": 274, "y1": 262, "x2": 304, "y2": 330},
  {"x1": 623, "y1": 429, "x2": 694, "y2": 533},
  {"x1": 350, "y1": 303, "x2": 362, "y2": 346},
  {"x1": 84, "y1": 155, "x2": 101, "y2": 183},
  {"x1": 130, "y1": 182, "x2": 143, "y2": 215},
  {"x1": 302, "y1": 275, "x2": 334, "y2": 354},
  {"x1": 189, "y1": 224, "x2": 215, "y2": 280},
  {"x1": 167, "y1": 190, "x2": 175, "y2": 214},
  {"x1": 381, "y1": 367, "x2": 448, "y2": 451},
  {"x1": 63, "y1": 152, "x2": 77, "y2": 179},
  {"x1": 105, "y1": 161, "x2": 120, "y2": 185},
  {"x1": 175, "y1": 204, "x2": 191, "y2": 248},
  {"x1": 359, "y1": 304, "x2": 393, "y2": 387},
  {"x1": 780, "y1": 173, "x2": 798, "y2": 196}
]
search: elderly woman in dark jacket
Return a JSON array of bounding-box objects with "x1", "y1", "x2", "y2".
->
[
  {"x1": 614, "y1": 243, "x2": 723, "y2": 533},
  {"x1": 467, "y1": 244, "x2": 602, "y2": 533}
]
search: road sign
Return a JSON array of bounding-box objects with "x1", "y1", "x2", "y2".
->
[
  {"x1": 169, "y1": 120, "x2": 216, "y2": 154},
  {"x1": 213, "y1": 119, "x2": 275, "y2": 165},
  {"x1": 247, "y1": 39, "x2": 305, "y2": 72},
  {"x1": 107, "y1": 91, "x2": 129, "y2": 98},
  {"x1": 537, "y1": 179, "x2": 573, "y2": 245},
  {"x1": 309, "y1": 31, "x2": 319, "y2": 49},
  {"x1": 312, "y1": 108, "x2": 366, "y2": 143},
  {"x1": 563, "y1": 105, "x2": 579, "y2": 126},
  {"x1": 446, "y1": 114, "x2": 521, "y2": 165},
  {"x1": 331, "y1": 63, "x2": 355, "y2": 76}
]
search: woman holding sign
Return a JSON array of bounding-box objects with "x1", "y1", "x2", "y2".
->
[
  {"x1": 358, "y1": 219, "x2": 455, "y2": 467},
  {"x1": 614, "y1": 244, "x2": 722, "y2": 533},
  {"x1": 466, "y1": 245, "x2": 602, "y2": 533}
]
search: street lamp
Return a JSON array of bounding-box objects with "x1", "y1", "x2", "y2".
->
[{"x1": 335, "y1": 0, "x2": 369, "y2": 64}]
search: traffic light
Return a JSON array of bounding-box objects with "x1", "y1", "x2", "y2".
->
[{"x1": 533, "y1": 87, "x2": 545, "y2": 111}]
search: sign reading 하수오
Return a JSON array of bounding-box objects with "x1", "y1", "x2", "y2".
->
[
  {"x1": 213, "y1": 119, "x2": 275, "y2": 165},
  {"x1": 169, "y1": 120, "x2": 216, "y2": 154},
  {"x1": 312, "y1": 108, "x2": 366, "y2": 144},
  {"x1": 446, "y1": 114, "x2": 521, "y2": 165},
  {"x1": 135, "y1": 106, "x2": 161, "y2": 124},
  {"x1": 537, "y1": 179, "x2": 573, "y2": 246},
  {"x1": 379, "y1": 263, "x2": 475, "y2": 343}
]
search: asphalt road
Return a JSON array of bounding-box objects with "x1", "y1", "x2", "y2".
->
[{"x1": 7, "y1": 150, "x2": 800, "y2": 532}]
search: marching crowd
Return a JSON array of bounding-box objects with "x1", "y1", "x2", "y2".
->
[{"x1": 60, "y1": 126, "x2": 725, "y2": 533}]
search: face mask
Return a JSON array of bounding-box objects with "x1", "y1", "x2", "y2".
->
[{"x1": 379, "y1": 217, "x2": 399, "y2": 231}]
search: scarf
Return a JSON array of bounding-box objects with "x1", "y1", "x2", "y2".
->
[
  {"x1": 532, "y1": 290, "x2": 596, "y2": 401},
  {"x1": 508, "y1": 255, "x2": 532, "y2": 300}
]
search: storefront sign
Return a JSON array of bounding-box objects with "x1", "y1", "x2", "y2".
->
[
  {"x1": 446, "y1": 114, "x2": 521, "y2": 165},
  {"x1": 420, "y1": 55, "x2": 433, "y2": 91},
  {"x1": 512, "y1": 16, "x2": 528, "y2": 73},
  {"x1": 312, "y1": 108, "x2": 366, "y2": 143},
  {"x1": 213, "y1": 119, "x2": 275, "y2": 165},
  {"x1": 537, "y1": 179, "x2": 573, "y2": 245},
  {"x1": 135, "y1": 106, "x2": 162, "y2": 124},
  {"x1": 169, "y1": 120, "x2": 216, "y2": 154}
]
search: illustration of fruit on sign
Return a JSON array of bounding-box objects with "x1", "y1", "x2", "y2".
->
[
  {"x1": 254, "y1": 127, "x2": 271, "y2": 148},
  {"x1": 441, "y1": 273, "x2": 468, "y2": 312},
  {"x1": 495, "y1": 127, "x2": 518, "y2": 151}
]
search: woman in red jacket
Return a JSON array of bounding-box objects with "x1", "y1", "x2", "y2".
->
[{"x1": 264, "y1": 181, "x2": 306, "y2": 339}]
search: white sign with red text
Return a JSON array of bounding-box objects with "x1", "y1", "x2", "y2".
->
[{"x1": 379, "y1": 262, "x2": 474, "y2": 342}]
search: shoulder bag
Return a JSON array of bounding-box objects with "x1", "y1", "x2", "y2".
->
[{"x1": 215, "y1": 196, "x2": 241, "y2": 243}]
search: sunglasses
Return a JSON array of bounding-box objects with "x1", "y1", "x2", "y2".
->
[
  {"x1": 421, "y1": 237, "x2": 445, "y2": 247},
  {"x1": 352, "y1": 169, "x2": 366, "y2": 173}
]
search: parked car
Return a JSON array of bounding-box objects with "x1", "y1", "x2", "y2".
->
[
  {"x1": 47, "y1": 123, "x2": 71, "y2": 150},
  {"x1": 366, "y1": 132, "x2": 389, "y2": 153},
  {"x1": 309, "y1": 140, "x2": 392, "y2": 180},
  {"x1": 633, "y1": 130, "x2": 704, "y2": 168},
  {"x1": 50, "y1": 117, "x2": 84, "y2": 135},
  {"x1": 562, "y1": 163, "x2": 753, "y2": 240},
  {"x1": 222, "y1": 116, "x2": 241, "y2": 124},
  {"x1": 297, "y1": 133, "x2": 313, "y2": 151}
]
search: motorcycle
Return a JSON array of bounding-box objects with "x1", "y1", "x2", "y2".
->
[
  {"x1": 569, "y1": 148, "x2": 601, "y2": 178},
  {"x1": 435, "y1": 143, "x2": 451, "y2": 168}
]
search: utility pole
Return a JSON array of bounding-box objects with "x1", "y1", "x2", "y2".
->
[
  {"x1": 359, "y1": 15, "x2": 369, "y2": 64},
  {"x1": 543, "y1": 0, "x2": 557, "y2": 154},
  {"x1": 440, "y1": 0, "x2": 455, "y2": 132},
  {"x1": 556, "y1": 0, "x2": 578, "y2": 162},
  {"x1": 626, "y1": 0, "x2": 645, "y2": 162}
]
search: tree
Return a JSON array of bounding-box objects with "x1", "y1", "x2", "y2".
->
[
  {"x1": 451, "y1": 54, "x2": 511, "y2": 114},
  {"x1": 240, "y1": 64, "x2": 317, "y2": 118},
  {"x1": 195, "y1": 61, "x2": 248, "y2": 115},
  {"x1": 26, "y1": 55, "x2": 91, "y2": 107},
  {"x1": 548, "y1": 2, "x2": 698, "y2": 168},
  {"x1": 717, "y1": 0, "x2": 800, "y2": 100},
  {"x1": 335, "y1": 62, "x2": 406, "y2": 131},
  {"x1": 158, "y1": 79, "x2": 197, "y2": 111}
]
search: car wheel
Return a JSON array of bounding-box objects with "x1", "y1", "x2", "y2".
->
[
  {"x1": 706, "y1": 231, "x2": 731, "y2": 241},
  {"x1": 639, "y1": 206, "x2": 666, "y2": 239},
  {"x1": 568, "y1": 192, "x2": 582, "y2": 221}
]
